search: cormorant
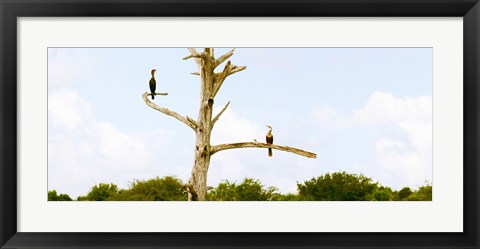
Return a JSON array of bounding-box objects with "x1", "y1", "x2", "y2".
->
[
  {"x1": 149, "y1": 69, "x2": 157, "y2": 100},
  {"x1": 266, "y1": 125, "x2": 273, "y2": 157}
]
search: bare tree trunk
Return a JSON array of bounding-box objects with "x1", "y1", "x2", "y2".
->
[{"x1": 188, "y1": 48, "x2": 214, "y2": 201}]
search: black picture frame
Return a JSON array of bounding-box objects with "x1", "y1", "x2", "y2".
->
[{"x1": 1, "y1": 0, "x2": 479, "y2": 248}]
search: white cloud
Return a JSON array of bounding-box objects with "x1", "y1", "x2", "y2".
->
[
  {"x1": 93, "y1": 121, "x2": 153, "y2": 169},
  {"x1": 48, "y1": 48, "x2": 97, "y2": 88},
  {"x1": 399, "y1": 121, "x2": 432, "y2": 153},
  {"x1": 312, "y1": 91, "x2": 432, "y2": 189},
  {"x1": 208, "y1": 107, "x2": 261, "y2": 186},
  {"x1": 353, "y1": 91, "x2": 432, "y2": 125},
  {"x1": 374, "y1": 137, "x2": 431, "y2": 189},
  {"x1": 48, "y1": 89, "x2": 93, "y2": 130},
  {"x1": 211, "y1": 107, "x2": 263, "y2": 144},
  {"x1": 312, "y1": 104, "x2": 350, "y2": 129},
  {"x1": 354, "y1": 92, "x2": 432, "y2": 188},
  {"x1": 362, "y1": 92, "x2": 432, "y2": 188},
  {"x1": 48, "y1": 89, "x2": 162, "y2": 198},
  {"x1": 210, "y1": 151, "x2": 245, "y2": 183}
]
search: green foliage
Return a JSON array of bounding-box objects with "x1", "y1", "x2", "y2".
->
[
  {"x1": 296, "y1": 172, "x2": 432, "y2": 201},
  {"x1": 206, "y1": 180, "x2": 237, "y2": 201},
  {"x1": 48, "y1": 190, "x2": 72, "y2": 201},
  {"x1": 396, "y1": 187, "x2": 413, "y2": 200},
  {"x1": 274, "y1": 193, "x2": 300, "y2": 201},
  {"x1": 372, "y1": 186, "x2": 395, "y2": 201},
  {"x1": 77, "y1": 183, "x2": 119, "y2": 201},
  {"x1": 404, "y1": 184, "x2": 432, "y2": 201},
  {"x1": 76, "y1": 176, "x2": 187, "y2": 201},
  {"x1": 297, "y1": 172, "x2": 377, "y2": 201},
  {"x1": 111, "y1": 176, "x2": 187, "y2": 201},
  {"x1": 207, "y1": 178, "x2": 280, "y2": 201},
  {"x1": 66, "y1": 172, "x2": 432, "y2": 201}
]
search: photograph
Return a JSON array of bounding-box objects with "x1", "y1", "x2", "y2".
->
[
  {"x1": 47, "y1": 47, "x2": 433, "y2": 202},
  {"x1": 2, "y1": 0, "x2": 478, "y2": 246}
]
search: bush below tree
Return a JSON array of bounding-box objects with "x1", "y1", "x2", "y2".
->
[{"x1": 49, "y1": 172, "x2": 432, "y2": 201}]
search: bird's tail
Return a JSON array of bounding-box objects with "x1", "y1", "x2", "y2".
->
[
  {"x1": 151, "y1": 93, "x2": 155, "y2": 100},
  {"x1": 268, "y1": 148, "x2": 272, "y2": 157}
]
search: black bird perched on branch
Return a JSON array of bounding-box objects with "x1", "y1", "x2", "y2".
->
[
  {"x1": 149, "y1": 69, "x2": 157, "y2": 100},
  {"x1": 266, "y1": 125, "x2": 273, "y2": 157}
]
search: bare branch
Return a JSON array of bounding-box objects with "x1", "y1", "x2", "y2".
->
[
  {"x1": 191, "y1": 72, "x2": 200, "y2": 76},
  {"x1": 212, "y1": 62, "x2": 246, "y2": 98},
  {"x1": 212, "y1": 61, "x2": 231, "y2": 97},
  {"x1": 186, "y1": 116, "x2": 197, "y2": 125},
  {"x1": 228, "y1": 65, "x2": 247, "y2": 76},
  {"x1": 187, "y1": 48, "x2": 199, "y2": 55},
  {"x1": 147, "y1": 92, "x2": 169, "y2": 97},
  {"x1": 215, "y1": 48, "x2": 235, "y2": 68},
  {"x1": 221, "y1": 61, "x2": 232, "y2": 75},
  {"x1": 186, "y1": 48, "x2": 203, "y2": 67},
  {"x1": 211, "y1": 101, "x2": 230, "y2": 127},
  {"x1": 142, "y1": 92, "x2": 197, "y2": 130},
  {"x1": 210, "y1": 142, "x2": 317, "y2": 159},
  {"x1": 182, "y1": 54, "x2": 204, "y2": 60}
]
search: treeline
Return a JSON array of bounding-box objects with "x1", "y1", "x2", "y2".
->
[{"x1": 48, "y1": 172, "x2": 432, "y2": 201}]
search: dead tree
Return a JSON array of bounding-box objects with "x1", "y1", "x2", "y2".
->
[{"x1": 142, "y1": 48, "x2": 316, "y2": 201}]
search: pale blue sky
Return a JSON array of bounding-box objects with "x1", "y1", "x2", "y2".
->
[{"x1": 48, "y1": 48, "x2": 432, "y2": 198}]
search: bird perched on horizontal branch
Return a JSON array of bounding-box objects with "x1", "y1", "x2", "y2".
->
[
  {"x1": 149, "y1": 69, "x2": 157, "y2": 100},
  {"x1": 266, "y1": 125, "x2": 273, "y2": 157}
]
